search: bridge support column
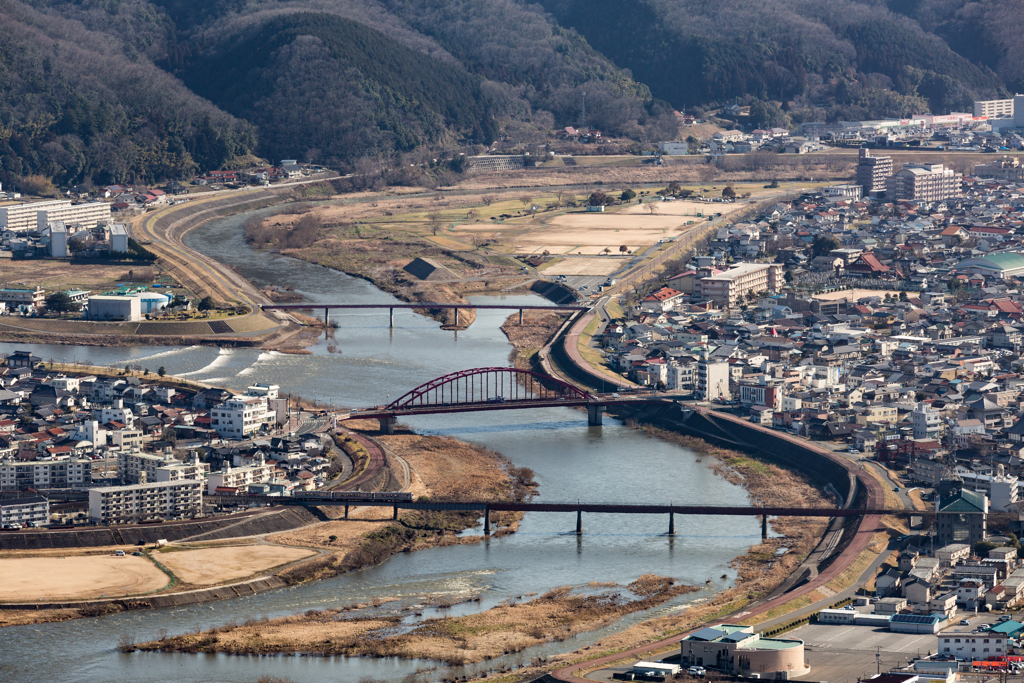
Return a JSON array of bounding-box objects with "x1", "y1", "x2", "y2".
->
[
  {"x1": 484, "y1": 507, "x2": 491, "y2": 535},
  {"x1": 324, "y1": 308, "x2": 330, "y2": 326},
  {"x1": 344, "y1": 504, "x2": 349, "y2": 520},
  {"x1": 380, "y1": 415, "x2": 396, "y2": 435},
  {"x1": 587, "y1": 404, "x2": 604, "y2": 426},
  {"x1": 668, "y1": 511, "x2": 675, "y2": 536},
  {"x1": 519, "y1": 309, "x2": 524, "y2": 325},
  {"x1": 390, "y1": 307, "x2": 394, "y2": 328},
  {"x1": 454, "y1": 308, "x2": 459, "y2": 327},
  {"x1": 393, "y1": 505, "x2": 398, "y2": 520},
  {"x1": 576, "y1": 508, "x2": 583, "y2": 534},
  {"x1": 762, "y1": 513, "x2": 768, "y2": 541}
]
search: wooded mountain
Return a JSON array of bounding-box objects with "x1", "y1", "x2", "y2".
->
[{"x1": 0, "y1": 0, "x2": 1017, "y2": 187}]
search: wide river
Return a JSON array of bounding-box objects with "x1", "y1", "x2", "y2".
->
[{"x1": 0, "y1": 206, "x2": 760, "y2": 683}]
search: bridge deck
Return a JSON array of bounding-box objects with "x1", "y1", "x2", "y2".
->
[{"x1": 262, "y1": 303, "x2": 588, "y2": 311}]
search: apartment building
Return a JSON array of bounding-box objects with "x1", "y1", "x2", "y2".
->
[
  {"x1": 700, "y1": 262, "x2": 782, "y2": 308},
  {"x1": 975, "y1": 98, "x2": 1014, "y2": 119},
  {"x1": 211, "y1": 395, "x2": 271, "y2": 439},
  {"x1": 855, "y1": 148, "x2": 893, "y2": 197},
  {"x1": 0, "y1": 199, "x2": 110, "y2": 232},
  {"x1": 88, "y1": 479, "x2": 203, "y2": 524},
  {"x1": 975, "y1": 156, "x2": 1024, "y2": 182},
  {"x1": 0, "y1": 458, "x2": 92, "y2": 490},
  {"x1": 206, "y1": 453, "x2": 275, "y2": 494},
  {"x1": 118, "y1": 449, "x2": 207, "y2": 484},
  {"x1": 667, "y1": 360, "x2": 696, "y2": 391},
  {"x1": 886, "y1": 163, "x2": 964, "y2": 202},
  {"x1": 912, "y1": 401, "x2": 942, "y2": 440},
  {"x1": 0, "y1": 495, "x2": 49, "y2": 527},
  {"x1": 697, "y1": 360, "x2": 731, "y2": 401}
]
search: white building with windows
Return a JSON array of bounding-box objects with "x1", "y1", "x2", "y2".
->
[
  {"x1": 206, "y1": 453, "x2": 275, "y2": 494},
  {"x1": 0, "y1": 495, "x2": 49, "y2": 527},
  {"x1": 912, "y1": 402, "x2": 942, "y2": 440},
  {"x1": 0, "y1": 459, "x2": 92, "y2": 490},
  {"x1": 211, "y1": 395, "x2": 271, "y2": 439},
  {"x1": 937, "y1": 631, "x2": 1006, "y2": 659},
  {"x1": 697, "y1": 360, "x2": 731, "y2": 400},
  {"x1": 89, "y1": 479, "x2": 203, "y2": 524}
]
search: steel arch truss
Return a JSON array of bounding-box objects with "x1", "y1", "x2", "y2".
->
[{"x1": 387, "y1": 367, "x2": 594, "y2": 409}]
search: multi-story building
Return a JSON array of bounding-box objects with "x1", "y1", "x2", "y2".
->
[
  {"x1": 0, "y1": 495, "x2": 49, "y2": 527},
  {"x1": 938, "y1": 631, "x2": 1007, "y2": 660},
  {"x1": 886, "y1": 163, "x2": 963, "y2": 201},
  {"x1": 89, "y1": 479, "x2": 203, "y2": 524},
  {"x1": 667, "y1": 360, "x2": 696, "y2": 391},
  {"x1": 680, "y1": 624, "x2": 806, "y2": 677},
  {"x1": 936, "y1": 486, "x2": 988, "y2": 547},
  {"x1": 855, "y1": 148, "x2": 893, "y2": 197},
  {"x1": 697, "y1": 360, "x2": 731, "y2": 401},
  {"x1": 958, "y1": 469, "x2": 1019, "y2": 512},
  {"x1": 0, "y1": 286, "x2": 45, "y2": 309},
  {"x1": 912, "y1": 402, "x2": 942, "y2": 440},
  {"x1": 211, "y1": 395, "x2": 271, "y2": 439},
  {"x1": 699, "y1": 262, "x2": 782, "y2": 308},
  {"x1": 974, "y1": 156, "x2": 1024, "y2": 181},
  {"x1": 975, "y1": 98, "x2": 1014, "y2": 119},
  {"x1": 823, "y1": 184, "x2": 863, "y2": 199},
  {"x1": 206, "y1": 453, "x2": 275, "y2": 494},
  {"x1": 0, "y1": 458, "x2": 92, "y2": 490},
  {"x1": 118, "y1": 449, "x2": 207, "y2": 484},
  {"x1": 0, "y1": 199, "x2": 110, "y2": 232}
]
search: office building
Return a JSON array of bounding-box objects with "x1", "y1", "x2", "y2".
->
[
  {"x1": 886, "y1": 163, "x2": 963, "y2": 201},
  {"x1": 88, "y1": 479, "x2": 204, "y2": 524},
  {"x1": 699, "y1": 262, "x2": 782, "y2": 308},
  {"x1": 855, "y1": 148, "x2": 893, "y2": 197}
]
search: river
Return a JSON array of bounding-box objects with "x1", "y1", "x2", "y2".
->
[{"x1": 0, "y1": 206, "x2": 760, "y2": 683}]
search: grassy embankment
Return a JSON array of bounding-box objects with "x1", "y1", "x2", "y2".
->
[{"x1": 132, "y1": 575, "x2": 696, "y2": 664}]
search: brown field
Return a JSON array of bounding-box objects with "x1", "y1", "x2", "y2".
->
[
  {"x1": 514, "y1": 213, "x2": 700, "y2": 255},
  {"x1": 619, "y1": 200, "x2": 744, "y2": 217},
  {"x1": 542, "y1": 258, "x2": 623, "y2": 276},
  {"x1": 0, "y1": 555, "x2": 169, "y2": 601},
  {"x1": 0, "y1": 259, "x2": 156, "y2": 292},
  {"x1": 813, "y1": 288, "x2": 901, "y2": 301},
  {"x1": 157, "y1": 545, "x2": 317, "y2": 585}
]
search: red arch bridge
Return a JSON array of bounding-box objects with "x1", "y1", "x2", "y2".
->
[{"x1": 345, "y1": 367, "x2": 647, "y2": 433}]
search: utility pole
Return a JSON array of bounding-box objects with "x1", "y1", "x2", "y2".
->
[{"x1": 876, "y1": 646, "x2": 882, "y2": 675}]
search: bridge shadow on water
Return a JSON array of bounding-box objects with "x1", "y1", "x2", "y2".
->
[{"x1": 412, "y1": 419, "x2": 601, "y2": 436}]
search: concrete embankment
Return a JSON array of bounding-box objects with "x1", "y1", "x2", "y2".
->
[{"x1": 0, "y1": 507, "x2": 319, "y2": 551}]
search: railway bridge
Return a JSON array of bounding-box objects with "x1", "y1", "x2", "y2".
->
[
  {"x1": 343, "y1": 367, "x2": 648, "y2": 433},
  {"x1": 261, "y1": 302, "x2": 589, "y2": 328}
]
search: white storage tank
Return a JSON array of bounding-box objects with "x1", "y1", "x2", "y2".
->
[{"x1": 132, "y1": 292, "x2": 170, "y2": 314}]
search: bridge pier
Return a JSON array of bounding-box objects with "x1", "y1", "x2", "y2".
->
[
  {"x1": 454, "y1": 308, "x2": 459, "y2": 327},
  {"x1": 587, "y1": 404, "x2": 604, "y2": 426},
  {"x1": 324, "y1": 308, "x2": 330, "y2": 326},
  {"x1": 484, "y1": 507, "x2": 491, "y2": 535},
  {"x1": 393, "y1": 505, "x2": 398, "y2": 520},
  {"x1": 519, "y1": 309, "x2": 523, "y2": 325},
  {"x1": 762, "y1": 513, "x2": 768, "y2": 541},
  {"x1": 390, "y1": 307, "x2": 394, "y2": 328},
  {"x1": 380, "y1": 415, "x2": 396, "y2": 435},
  {"x1": 344, "y1": 504, "x2": 349, "y2": 520},
  {"x1": 669, "y1": 511, "x2": 675, "y2": 536},
  {"x1": 576, "y1": 508, "x2": 583, "y2": 534}
]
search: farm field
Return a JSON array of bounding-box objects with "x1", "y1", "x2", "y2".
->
[
  {"x1": 156, "y1": 545, "x2": 317, "y2": 585},
  {"x1": 0, "y1": 554, "x2": 169, "y2": 601}
]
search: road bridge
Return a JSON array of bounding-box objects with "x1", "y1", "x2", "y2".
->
[
  {"x1": 205, "y1": 492, "x2": 918, "y2": 539},
  {"x1": 261, "y1": 302, "x2": 588, "y2": 328},
  {"x1": 342, "y1": 367, "x2": 644, "y2": 431}
]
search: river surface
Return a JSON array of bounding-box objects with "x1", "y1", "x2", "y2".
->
[{"x1": 0, "y1": 206, "x2": 761, "y2": 683}]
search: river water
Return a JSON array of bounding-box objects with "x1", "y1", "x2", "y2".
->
[{"x1": 0, "y1": 206, "x2": 760, "y2": 683}]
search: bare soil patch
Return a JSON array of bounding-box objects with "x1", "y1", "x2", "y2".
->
[
  {"x1": 156, "y1": 545, "x2": 316, "y2": 585},
  {"x1": 619, "y1": 200, "x2": 743, "y2": 217},
  {"x1": 542, "y1": 258, "x2": 622, "y2": 276},
  {"x1": 0, "y1": 555, "x2": 169, "y2": 601}
]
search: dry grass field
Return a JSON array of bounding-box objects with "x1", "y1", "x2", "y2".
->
[
  {"x1": 0, "y1": 554, "x2": 169, "y2": 601},
  {"x1": 542, "y1": 258, "x2": 622, "y2": 276},
  {"x1": 0, "y1": 259, "x2": 145, "y2": 292},
  {"x1": 156, "y1": 545, "x2": 317, "y2": 585}
]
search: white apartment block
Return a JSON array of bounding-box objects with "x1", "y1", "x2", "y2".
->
[
  {"x1": 0, "y1": 199, "x2": 110, "y2": 232},
  {"x1": 886, "y1": 163, "x2": 964, "y2": 202},
  {"x1": 118, "y1": 450, "x2": 207, "y2": 484},
  {"x1": 0, "y1": 495, "x2": 49, "y2": 527},
  {"x1": 700, "y1": 262, "x2": 782, "y2": 308},
  {"x1": 211, "y1": 395, "x2": 271, "y2": 439},
  {"x1": 938, "y1": 632, "x2": 1006, "y2": 659},
  {"x1": 0, "y1": 458, "x2": 92, "y2": 490},
  {"x1": 667, "y1": 361, "x2": 696, "y2": 391},
  {"x1": 697, "y1": 360, "x2": 731, "y2": 400},
  {"x1": 109, "y1": 429, "x2": 144, "y2": 452},
  {"x1": 89, "y1": 479, "x2": 203, "y2": 524},
  {"x1": 975, "y1": 98, "x2": 1014, "y2": 119},
  {"x1": 207, "y1": 456, "x2": 275, "y2": 494}
]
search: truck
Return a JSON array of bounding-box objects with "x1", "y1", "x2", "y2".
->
[{"x1": 605, "y1": 278, "x2": 617, "y2": 286}]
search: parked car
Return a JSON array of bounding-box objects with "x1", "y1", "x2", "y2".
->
[
  {"x1": 960, "y1": 619, "x2": 972, "y2": 625},
  {"x1": 688, "y1": 667, "x2": 706, "y2": 677},
  {"x1": 1000, "y1": 615, "x2": 1013, "y2": 622}
]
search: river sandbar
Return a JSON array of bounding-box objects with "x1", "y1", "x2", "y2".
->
[{"x1": 0, "y1": 554, "x2": 169, "y2": 601}]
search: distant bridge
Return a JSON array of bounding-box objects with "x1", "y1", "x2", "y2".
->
[
  {"x1": 205, "y1": 491, "x2": 916, "y2": 538},
  {"x1": 342, "y1": 367, "x2": 642, "y2": 432},
  {"x1": 261, "y1": 302, "x2": 589, "y2": 327}
]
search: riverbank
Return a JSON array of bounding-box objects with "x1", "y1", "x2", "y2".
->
[{"x1": 132, "y1": 575, "x2": 696, "y2": 665}]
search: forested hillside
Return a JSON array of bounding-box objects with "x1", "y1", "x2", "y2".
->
[{"x1": 0, "y1": 0, "x2": 1018, "y2": 187}]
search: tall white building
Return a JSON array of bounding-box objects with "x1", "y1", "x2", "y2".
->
[
  {"x1": 974, "y1": 98, "x2": 1014, "y2": 119},
  {"x1": 0, "y1": 459, "x2": 92, "y2": 490},
  {"x1": 212, "y1": 395, "x2": 271, "y2": 439},
  {"x1": 697, "y1": 360, "x2": 731, "y2": 401},
  {"x1": 0, "y1": 199, "x2": 110, "y2": 232},
  {"x1": 912, "y1": 402, "x2": 942, "y2": 440}
]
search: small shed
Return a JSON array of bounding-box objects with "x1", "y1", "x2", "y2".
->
[{"x1": 632, "y1": 661, "x2": 680, "y2": 677}]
